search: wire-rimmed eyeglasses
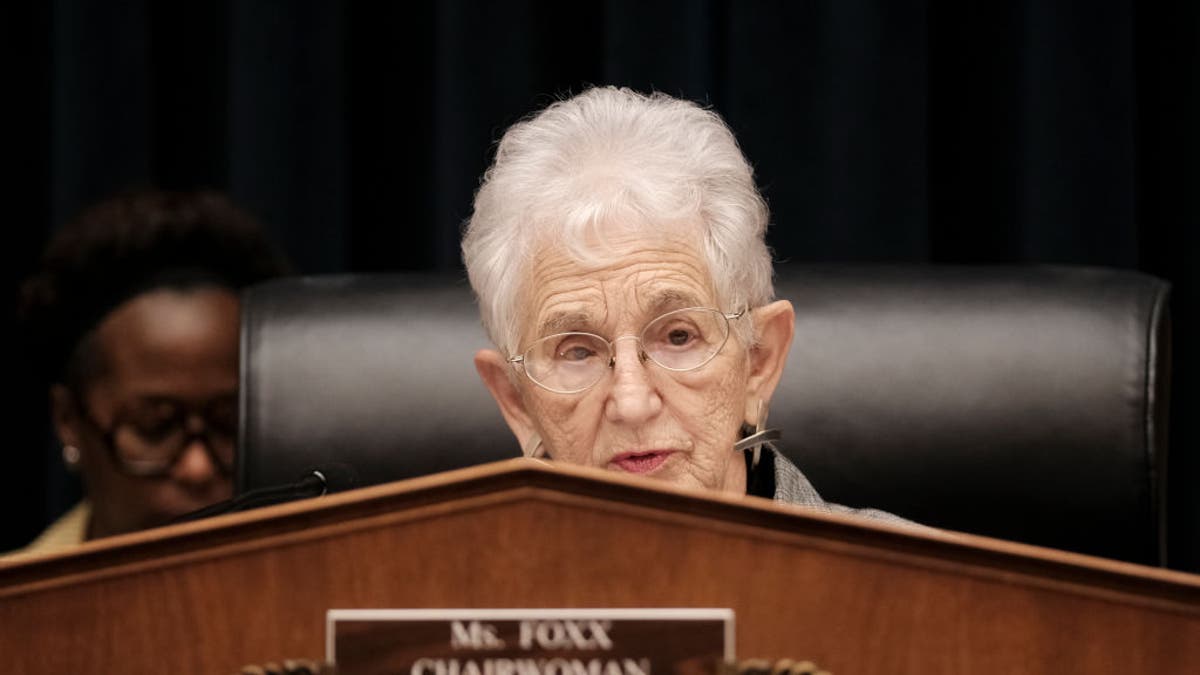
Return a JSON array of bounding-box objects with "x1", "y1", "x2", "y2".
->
[{"x1": 508, "y1": 307, "x2": 745, "y2": 394}]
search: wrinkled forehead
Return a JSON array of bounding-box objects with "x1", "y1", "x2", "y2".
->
[{"x1": 517, "y1": 224, "x2": 719, "y2": 341}]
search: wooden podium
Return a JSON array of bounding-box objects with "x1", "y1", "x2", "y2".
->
[{"x1": 2, "y1": 459, "x2": 1198, "y2": 674}]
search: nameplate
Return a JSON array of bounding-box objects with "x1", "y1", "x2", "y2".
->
[{"x1": 327, "y1": 608, "x2": 734, "y2": 675}]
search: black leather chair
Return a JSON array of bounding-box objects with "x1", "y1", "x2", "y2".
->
[
  {"x1": 773, "y1": 266, "x2": 1170, "y2": 566},
  {"x1": 237, "y1": 265, "x2": 1171, "y2": 566},
  {"x1": 237, "y1": 274, "x2": 516, "y2": 493}
]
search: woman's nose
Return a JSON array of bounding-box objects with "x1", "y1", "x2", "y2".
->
[
  {"x1": 604, "y1": 339, "x2": 662, "y2": 424},
  {"x1": 171, "y1": 439, "x2": 219, "y2": 486}
]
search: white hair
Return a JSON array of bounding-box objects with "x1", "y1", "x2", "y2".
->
[{"x1": 462, "y1": 86, "x2": 775, "y2": 355}]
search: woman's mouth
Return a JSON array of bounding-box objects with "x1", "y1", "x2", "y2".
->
[{"x1": 609, "y1": 451, "x2": 674, "y2": 474}]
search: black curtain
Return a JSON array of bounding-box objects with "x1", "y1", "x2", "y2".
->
[{"x1": 7, "y1": 1, "x2": 1198, "y2": 571}]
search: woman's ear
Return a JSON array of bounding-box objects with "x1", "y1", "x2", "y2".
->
[
  {"x1": 474, "y1": 349, "x2": 539, "y2": 451},
  {"x1": 744, "y1": 299, "x2": 795, "y2": 423},
  {"x1": 49, "y1": 384, "x2": 84, "y2": 451}
]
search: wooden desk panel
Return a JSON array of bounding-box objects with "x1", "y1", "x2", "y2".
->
[{"x1": 3, "y1": 460, "x2": 1197, "y2": 674}]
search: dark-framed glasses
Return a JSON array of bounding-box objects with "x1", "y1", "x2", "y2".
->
[
  {"x1": 78, "y1": 394, "x2": 237, "y2": 478},
  {"x1": 508, "y1": 307, "x2": 745, "y2": 394}
]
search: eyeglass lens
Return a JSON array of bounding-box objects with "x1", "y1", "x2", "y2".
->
[{"x1": 522, "y1": 308, "x2": 731, "y2": 393}]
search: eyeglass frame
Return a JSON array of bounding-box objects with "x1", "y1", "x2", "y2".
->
[
  {"x1": 507, "y1": 306, "x2": 747, "y2": 394},
  {"x1": 69, "y1": 389, "x2": 237, "y2": 478}
]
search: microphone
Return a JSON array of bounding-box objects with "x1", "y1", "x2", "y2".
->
[{"x1": 172, "y1": 463, "x2": 359, "y2": 524}]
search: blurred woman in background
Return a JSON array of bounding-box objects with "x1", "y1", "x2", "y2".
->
[{"x1": 13, "y1": 189, "x2": 291, "y2": 554}]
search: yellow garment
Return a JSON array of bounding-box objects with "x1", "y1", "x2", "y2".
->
[{"x1": 12, "y1": 502, "x2": 91, "y2": 557}]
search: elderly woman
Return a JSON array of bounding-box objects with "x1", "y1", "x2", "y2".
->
[{"x1": 463, "y1": 87, "x2": 902, "y2": 522}]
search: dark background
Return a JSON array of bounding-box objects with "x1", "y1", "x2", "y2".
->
[{"x1": 5, "y1": 1, "x2": 1197, "y2": 571}]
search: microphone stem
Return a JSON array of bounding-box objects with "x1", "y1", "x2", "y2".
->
[{"x1": 173, "y1": 474, "x2": 327, "y2": 524}]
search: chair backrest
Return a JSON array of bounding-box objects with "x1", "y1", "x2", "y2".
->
[
  {"x1": 238, "y1": 265, "x2": 1171, "y2": 566},
  {"x1": 772, "y1": 265, "x2": 1170, "y2": 566},
  {"x1": 237, "y1": 274, "x2": 516, "y2": 495}
]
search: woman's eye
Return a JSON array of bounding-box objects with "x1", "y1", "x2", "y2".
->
[
  {"x1": 124, "y1": 404, "x2": 181, "y2": 439},
  {"x1": 134, "y1": 417, "x2": 177, "y2": 441},
  {"x1": 558, "y1": 344, "x2": 597, "y2": 361},
  {"x1": 667, "y1": 328, "x2": 694, "y2": 346},
  {"x1": 653, "y1": 321, "x2": 701, "y2": 348},
  {"x1": 208, "y1": 403, "x2": 238, "y2": 435}
]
